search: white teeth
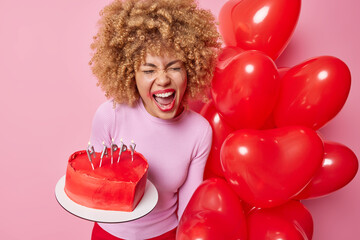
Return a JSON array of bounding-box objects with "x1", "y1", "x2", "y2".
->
[{"x1": 154, "y1": 92, "x2": 174, "y2": 98}]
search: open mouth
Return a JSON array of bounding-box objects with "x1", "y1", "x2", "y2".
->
[{"x1": 152, "y1": 90, "x2": 176, "y2": 112}]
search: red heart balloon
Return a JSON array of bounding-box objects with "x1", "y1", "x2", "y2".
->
[
  {"x1": 273, "y1": 56, "x2": 351, "y2": 130},
  {"x1": 219, "y1": 0, "x2": 301, "y2": 60},
  {"x1": 211, "y1": 50, "x2": 280, "y2": 130},
  {"x1": 221, "y1": 126, "x2": 324, "y2": 208},
  {"x1": 201, "y1": 101, "x2": 235, "y2": 180},
  {"x1": 247, "y1": 200, "x2": 313, "y2": 240},
  {"x1": 296, "y1": 141, "x2": 358, "y2": 199},
  {"x1": 187, "y1": 46, "x2": 244, "y2": 115},
  {"x1": 177, "y1": 178, "x2": 247, "y2": 239}
]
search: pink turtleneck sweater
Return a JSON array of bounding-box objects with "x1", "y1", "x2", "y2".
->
[{"x1": 90, "y1": 99, "x2": 212, "y2": 239}]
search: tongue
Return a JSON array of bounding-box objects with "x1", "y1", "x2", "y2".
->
[{"x1": 155, "y1": 94, "x2": 174, "y2": 105}]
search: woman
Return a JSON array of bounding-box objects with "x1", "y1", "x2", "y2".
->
[{"x1": 89, "y1": 0, "x2": 221, "y2": 239}]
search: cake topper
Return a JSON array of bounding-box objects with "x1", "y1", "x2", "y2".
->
[
  {"x1": 117, "y1": 138, "x2": 128, "y2": 163},
  {"x1": 111, "y1": 138, "x2": 119, "y2": 165},
  {"x1": 100, "y1": 141, "x2": 108, "y2": 167},
  {"x1": 86, "y1": 141, "x2": 95, "y2": 170},
  {"x1": 130, "y1": 140, "x2": 136, "y2": 161},
  {"x1": 86, "y1": 139, "x2": 133, "y2": 170}
]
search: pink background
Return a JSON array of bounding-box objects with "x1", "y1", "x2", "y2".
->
[{"x1": 0, "y1": 0, "x2": 359, "y2": 239}]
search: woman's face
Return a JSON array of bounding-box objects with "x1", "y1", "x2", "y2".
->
[{"x1": 135, "y1": 53, "x2": 187, "y2": 120}]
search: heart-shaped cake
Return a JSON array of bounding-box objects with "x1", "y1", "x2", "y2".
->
[{"x1": 64, "y1": 149, "x2": 148, "y2": 211}]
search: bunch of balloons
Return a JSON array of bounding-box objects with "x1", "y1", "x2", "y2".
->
[{"x1": 178, "y1": 0, "x2": 358, "y2": 239}]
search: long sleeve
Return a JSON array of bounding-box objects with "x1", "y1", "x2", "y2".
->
[
  {"x1": 177, "y1": 123, "x2": 212, "y2": 219},
  {"x1": 89, "y1": 101, "x2": 115, "y2": 152},
  {"x1": 92, "y1": 100, "x2": 214, "y2": 239}
]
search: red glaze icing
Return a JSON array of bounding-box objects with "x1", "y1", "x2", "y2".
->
[{"x1": 64, "y1": 149, "x2": 148, "y2": 212}]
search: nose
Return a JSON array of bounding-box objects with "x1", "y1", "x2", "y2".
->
[{"x1": 155, "y1": 69, "x2": 171, "y2": 87}]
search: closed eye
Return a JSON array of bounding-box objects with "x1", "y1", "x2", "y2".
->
[{"x1": 143, "y1": 70, "x2": 155, "y2": 74}]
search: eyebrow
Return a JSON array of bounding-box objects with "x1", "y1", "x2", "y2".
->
[{"x1": 142, "y1": 60, "x2": 182, "y2": 68}]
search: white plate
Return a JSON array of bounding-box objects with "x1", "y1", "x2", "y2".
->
[{"x1": 55, "y1": 175, "x2": 158, "y2": 223}]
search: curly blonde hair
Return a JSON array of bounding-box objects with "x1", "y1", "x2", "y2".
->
[{"x1": 90, "y1": 0, "x2": 221, "y2": 106}]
